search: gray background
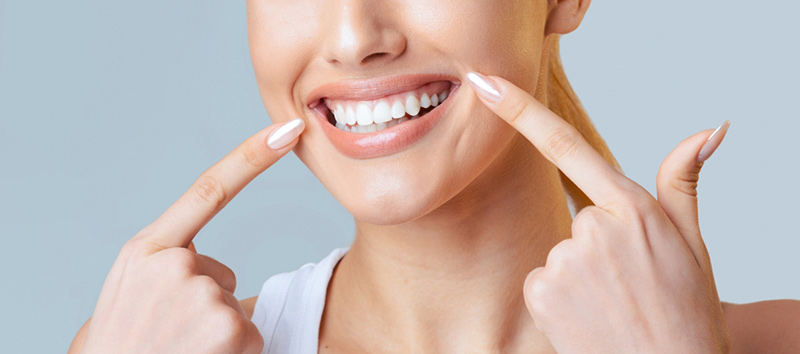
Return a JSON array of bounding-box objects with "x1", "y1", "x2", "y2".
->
[{"x1": 1, "y1": 0, "x2": 798, "y2": 352}]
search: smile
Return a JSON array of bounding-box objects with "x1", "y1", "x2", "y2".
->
[
  {"x1": 323, "y1": 81, "x2": 451, "y2": 133},
  {"x1": 307, "y1": 74, "x2": 460, "y2": 159}
]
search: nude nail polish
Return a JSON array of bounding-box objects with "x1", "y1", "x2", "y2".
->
[
  {"x1": 466, "y1": 72, "x2": 502, "y2": 102},
  {"x1": 697, "y1": 120, "x2": 730, "y2": 163},
  {"x1": 267, "y1": 118, "x2": 305, "y2": 149}
]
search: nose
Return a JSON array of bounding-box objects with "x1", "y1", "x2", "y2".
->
[{"x1": 320, "y1": 1, "x2": 407, "y2": 67}]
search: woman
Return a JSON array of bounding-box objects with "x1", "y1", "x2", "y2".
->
[{"x1": 69, "y1": 0, "x2": 800, "y2": 353}]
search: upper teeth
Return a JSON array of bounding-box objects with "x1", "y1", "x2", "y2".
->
[{"x1": 325, "y1": 88, "x2": 450, "y2": 127}]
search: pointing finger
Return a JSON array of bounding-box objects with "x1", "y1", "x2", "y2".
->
[
  {"x1": 466, "y1": 72, "x2": 634, "y2": 208},
  {"x1": 140, "y1": 118, "x2": 305, "y2": 250}
]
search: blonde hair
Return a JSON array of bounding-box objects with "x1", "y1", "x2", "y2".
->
[{"x1": 544, "y1": 34, "x2": 622, "y2": 212}]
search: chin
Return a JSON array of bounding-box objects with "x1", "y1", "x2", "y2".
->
[{"x1": 337, "y1": 174, "x2": 449, "y2": 226}]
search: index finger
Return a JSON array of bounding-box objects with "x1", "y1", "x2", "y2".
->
[
  {"x1": 140, "y1": 118, "x2": 305, "y2": 249},
  {"x1": 466, "y1": 72, "x2": 633, "y2": 208}
]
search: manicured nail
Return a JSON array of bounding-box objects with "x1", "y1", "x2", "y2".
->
[
  {"x1": 697, "y1": 120, "x2": 730, "y2": 163},
  {"x1": 466, "y1": 72, "x2": 502, "y2": 102},
  {"x1": 267, "y1": 118, "x2": 305, "y2": 149}
]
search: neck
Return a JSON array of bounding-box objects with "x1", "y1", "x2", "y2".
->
[{"x1": 321, "y1": 133, "x2": 573, "y2": 353}]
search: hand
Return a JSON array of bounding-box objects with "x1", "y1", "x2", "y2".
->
[
  {"x1": 79, "y1": 119, "x2": 305, "y2": 354},
  {"x1": 466, "y1": 72, "x2": 731, "y2": 353}
]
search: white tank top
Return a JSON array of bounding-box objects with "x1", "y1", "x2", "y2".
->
[{"x1": 251, "y1": 247, "x2": 349, "y2": 354}]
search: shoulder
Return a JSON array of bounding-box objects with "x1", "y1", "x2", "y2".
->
[{"x1": 723, "y1": 299, "x2": 800, "y2": 354}]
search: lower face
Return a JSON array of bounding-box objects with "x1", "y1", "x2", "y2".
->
[{"x1": 247, "y1": 0, "x2": 549, "y2": 225}]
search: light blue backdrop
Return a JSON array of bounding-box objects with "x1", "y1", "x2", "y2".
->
[{"x1": 1, "y1": 1, "x2": 798, "y2": 352}]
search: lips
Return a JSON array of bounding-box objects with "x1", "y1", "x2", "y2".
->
[{"x1": 307, "y1": 74, "x2": 460, "y2": 159}]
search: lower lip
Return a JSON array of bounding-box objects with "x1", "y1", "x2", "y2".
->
[{"x1": 313, "y1": 85, "x2": 459, "y2": 159}]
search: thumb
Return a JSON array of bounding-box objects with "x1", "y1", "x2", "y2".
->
[{"x1": 656, "y1": 120, "x2": 729, "y2": 268}]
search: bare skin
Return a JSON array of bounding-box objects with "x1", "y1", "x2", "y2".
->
[{"x1": 70, "y1": 0, "x2": 800, "y2": 352}]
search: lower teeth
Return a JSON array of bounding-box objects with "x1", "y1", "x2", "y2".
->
[{"x1": 334, "y1": 115, "x2": 420, "y2": 133}]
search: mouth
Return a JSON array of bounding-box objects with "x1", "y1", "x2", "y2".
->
[
  {"x1": 311, "y1": 81, "x2": 453, "y2": 133},
  {"x1": 306, "y1": 73, "x2": 460, "y2": 159}
]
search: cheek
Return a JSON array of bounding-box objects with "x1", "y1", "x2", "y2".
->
[
  {"x1": 247, "y1": 1, "x2": 321, "y2": 119},
  {"x1": 409, "y1": 0, "x2": 543, "y2": 85}
]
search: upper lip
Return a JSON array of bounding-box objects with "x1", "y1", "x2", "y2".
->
[{"x1": 305, "y1": 73, "x2": 460, "y2": 108}]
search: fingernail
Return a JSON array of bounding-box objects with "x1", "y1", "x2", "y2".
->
[
  {"x1": 267, "y1": 118, "x2": 305, "y2": 149},
  {"x1": 697, "y1": 120, "x2": 730, "y2": 163},
  {"x1": 466, "y1": 71, "x2": 502, "y2": 102}
]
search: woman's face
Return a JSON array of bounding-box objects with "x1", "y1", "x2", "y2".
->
[{"x1": 247, "y1": 0, "x2": 552, "y2": 225}]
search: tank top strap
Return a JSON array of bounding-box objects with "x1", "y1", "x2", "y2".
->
[{"x1": 252, "y1": 247, "x2": 349, "y2": 354}]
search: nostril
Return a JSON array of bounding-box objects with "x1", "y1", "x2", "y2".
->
[{"x1": 361, "y1": 52, "x2": 389, "y2": 64}]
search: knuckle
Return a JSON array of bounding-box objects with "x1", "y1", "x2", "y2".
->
[
  {"x1": 612, "y1": 183, "x2": 657, "y2": 215},
  {"x1": 213, "y1": 308, "x2": 249, "y2": 347},
  {"x1": 544, "y1": 128, "x2": 580, "y2": 162},
  {"x1": 119, "y1": 238, "x2": 145, "y2": 257},
  {"x1": 545, "y1": 240, "x2": 574, "y2": 270},
  {"x1": 207, "y1": 257, "x2": 237, "y2": 292},
  {"x1": 571, "y1": 207, "x2": 604, "y2": 237},
  {"x1": 668, "y1": 172, "x2": 700, "y2": 197},
  {"x1": 505, "y1": 97, "x2": 531, "y2": 126},
  {"x1": 195, "y1": 275, "x2": 226, "y2": 301},
  {"x1": 226, "y1": 270, "x2": 238, "y2": 292},
  {"x1": 524, "y1": 276, "x2": 551, "y2": 315},
  {"x1": 241, "y1": 140, "x2": 270, "y2": 170},
  {"x1": 625, "y1": 194, "x2": 660, "y2": 219},
  {"x1": 192, "y1": 174, "x2": 228, "y2": 211},
  {"x1": 248, "y1": 327, "x2": 265, "y2": 353},
  {"x1": 162, "y1": 248, "x2": 199, "y2": 275}
]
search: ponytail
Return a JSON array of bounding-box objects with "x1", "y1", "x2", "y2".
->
[{"x1": 544, "y1": 34, "x2": 622, "y2": 213}]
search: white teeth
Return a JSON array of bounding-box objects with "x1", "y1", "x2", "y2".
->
[
  {"x1": 356, "y1": 103, "x2": 373, "y2": 125},
  {"x1": 391, "y1": 100, "x2": 406, "y2": 118},
  {"x1": 405, "y1": 95, "x2": 421, "y2": 116},
  {"x1": 345, "y1": 106, "x2": 356, "y2": 125},
  {"x1": 334, "y1": 105, "x2": 345, "y2": 124},
  {"x1": 326, "y1": 86, "x2": 452, "y2": 133},
  {"x1": 373, "y1": 100, "x2": 392, "y2": 123},
  {"x1": 420, "y1": 93, "x2": 431, "y2": 109}
]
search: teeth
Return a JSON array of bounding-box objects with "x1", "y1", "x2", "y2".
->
[
  {"x1": 325, "y1": 86, "x2": 452, "y2": 134},
  {"x1": 373, "y1": 100, "x2": 392, "y2": 123},
  {"x1": 420, "y1": 93, "x2": 431, "y2": 109},
  {"x1": 391, "y1": 100, "x2": 406, "y2": 118},
  {"x1": 356, "y1": 103, "x2": 373, "y2": 125},
  {"x1": 334, "y1": 105, "x2": 345, "y2": 124},
  {"x1": 345, "y1": 106, "x2": 356, "y2": 125},
  {"x1": 405, "y1": 95, "x2": 421, "y2": 116}
]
